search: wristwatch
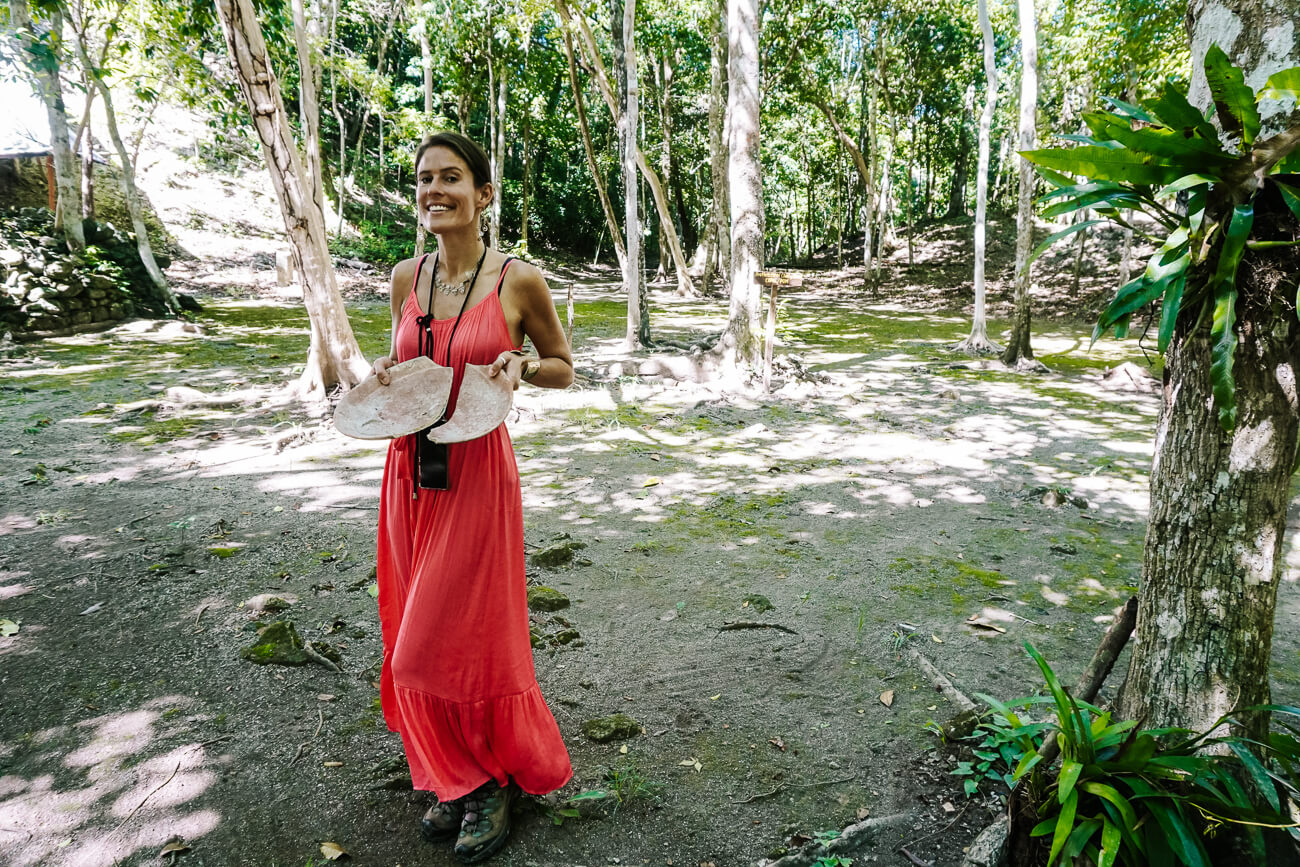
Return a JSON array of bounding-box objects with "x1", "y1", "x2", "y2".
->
[{"x1": 521, "y1": 359, "x2": 541, "y2": 382}]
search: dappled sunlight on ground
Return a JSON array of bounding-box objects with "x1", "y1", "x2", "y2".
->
[{"x1": 0, "y1": 698, "x2": 223, "y2": 867}]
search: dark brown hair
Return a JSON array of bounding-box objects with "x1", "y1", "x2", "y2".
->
[{"x1": 414, "y1": 131, "x2": 492, "y2": 191}]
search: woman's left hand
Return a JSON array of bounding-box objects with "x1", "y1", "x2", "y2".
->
[{"x1": 489, "y1": 351, "x2": 532, "y2": 391}]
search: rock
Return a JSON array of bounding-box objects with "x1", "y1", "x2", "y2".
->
[
  {"x1": 0, "y1": 249, "x2": 23, "y2": 267},
  {"x1": 243, "y1": 593, "x2": 299, "y2": 613},
  {"x1": 1101, "y1": 361, "x2": 1159, "y2": 394},
  {"x1": 531, "y1": 540, "x2": 587, "y2": 568},
  {"x1": 552, "y1": 628, "x2": 581, "y2": 645},
  {"x1": 961, "y1": 817, "x2": 1009, "y2": 867},
  {"x1": 581, "y1": 713, "x2": 641, "y2": 743},
  {"x1": 24, "y1": 257, "x2": 44, "y2": 275},
  {"x1": 527, "y1": 585, "x2": 570, "y2": 612},
  {"x1": 742, "y1": 593, "x2": 774, "y2": 613},
  {"x1": 175, "y1": 292, "x2": 203, "y2": 312},
  {"x1": 240, "y1": 620, "x2": 312, "y2": 666}
]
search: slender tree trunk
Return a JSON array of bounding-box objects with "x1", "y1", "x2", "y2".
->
[
  {"x1": 1118, "y1": 215, "x2": 1134, "y2": 286},
  {"x1": 864, "y1": 69, "x2": 877, "y2": 283},
  {"x1": 954, "y1": 0, "x2": 999, "y2": 354},
  {"x1": 11, "y1": 0, "x2": 84, "y2": 251},
  {"x1": 290, "y1": 0, "x2": 327, "y2": 223},
  {"x1": 613, "y1": 0, "x2": 647, "y2": 348},
  {"x1": 71, "y1": 37, "x2": 177, "y2": 313},
  {"x1": 718, "y1": 0, "x2": 763, "y2": 370},
  {"x1": 521, "y1": 112, "x2": 531, "y2": 250},
  {"x1": 81, "y1": 128, "x2": 95, "y2": 220},
  {"x1": 1117, "y1": 0, "x2": 1300, "y2": 745},
  {"x1": 560, "y1": 25, "x2": 626, "y2": 269},
  {"x1": 330, "y1": 0, "x2": 347, "y2": 238},
  {"x1": 1000, "y1": 0, "x2": 1038, "y2": 368},
  {"x1": 700, "y1": 0, "x2": 728, "y2": 293},
  {"x1": 421, "y1": 21, "x2": 433, "y2": 122},
  {"x1": 214, "y1": 0, "x2": 369, "y2": 397},
  {"x1": 558, "y1": 0, "x2": 693, "y2": 295}
]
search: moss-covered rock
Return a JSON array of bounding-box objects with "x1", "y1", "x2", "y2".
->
[
  {"x1": 581, "y1": 712, "x2": 641, "y2": 743},
  {"x1": 531, "y1": 540, "x2": 587, "y2": 568},
  {"x1": 240, "y1": 620, "x2": 310, "y2": 666},
  {"x1": 742, "y1": 593, "x2": 774, "y2": 613},
  {"x1": 527, "y1": 585, "x2": 571, "y2": 612}
]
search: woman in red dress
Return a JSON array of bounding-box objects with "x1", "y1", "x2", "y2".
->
[{"x1": 369, "y1": 131, "x2": 573, "y2": 862}]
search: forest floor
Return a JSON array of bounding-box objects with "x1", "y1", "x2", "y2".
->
[{"x1": 2, "y1": 137, "x2": 1299, "y2": 867}]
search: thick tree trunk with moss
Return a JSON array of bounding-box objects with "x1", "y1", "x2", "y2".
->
[
  {"x1": 1116, "y1": 0, "x2": 1300, "y2": 738},
  {"x1": 215, "y1": 0, "x2": 369, "y2": 398}
]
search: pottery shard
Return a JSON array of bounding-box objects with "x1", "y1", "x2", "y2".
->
[
  {"x1": 530, "y1": 540, "x2": 587, "y2": 568},
  {"x1": 527, "y1": 586, "x2": 570, "y2": 612},
  {"x1": 581, "y1": 713, "x2": 641, "y2": 743}
]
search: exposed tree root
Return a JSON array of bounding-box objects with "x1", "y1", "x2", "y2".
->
[
  {"x1": 950, "y1": 334, "x2": 1003, "y2": 355},
  {"x1": 760, "y1": 812, "x2": 916, "y2": 866}
]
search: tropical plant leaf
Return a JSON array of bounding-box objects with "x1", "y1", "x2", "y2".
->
[
  {"x1": 1028, "y1": 220, "x2": 1105, "y2": 266},
  {"x1": 1142, "y1": 83, "x2": 1221, "y2": 143},
  {"x1": 1031, "y1": 815, "x2": 1057, "y2": 837},
  {"x1": 1260, "y1": 67, "x2": 1300, "y2": 102},
  {"x1": 1063, "y1": 816, "x2": 1102, "y2": 861},
  {"x1": 1227, "y1": 741, "x2": 1281, "y2": 812},
  {"x1": 1158, "y1": 270, "x2": 1187, "y2": 353},
  {"x1": 1209, "y1": 203, "x2": 1254, "y2": 431},
  {"x1": 1050, "y1": 789, "x2": 1079, "y2": 866},
  {"x1": 1204, "y1": 44, "x2": 1262, "y2": 145},
  {"x1": 1041, "y1": 189, "x2": 1146, "y2": 220},
  {"x1": 1081, "y1": 781, "x2": 1141, "y2": 835},
  {"x1": 1101, "y1": 95, "x2": 1158, "y2": 125},
  {"x1": 1023, "y1": 145, "x2": 1189, "y2": 186},
  {"x1": 1147, "y1": 801, "x2": 1210, "y2": 867},
  {"x1": 1098, "y1": 817, "x2": 1122, "y2": 867},
  {"x1": 1273, "y1": 180, "x2": 1300, "y2": 224},
  {"x1": 1059, "y1": 760, "x2": 1084, "y2": 804},
  {"x1": 1055, "y1": 134, "x2": 1125, "y2": 149},
  {"x1": 1037, "y1": 167, "x2": 1078, "y2": 189},
  {"x1": 1083, "y1": 111, "x2": 1234, "y2": 165},
  {"x1": 1157, "y1": 173, "x2": 1218, "y2": 199}
]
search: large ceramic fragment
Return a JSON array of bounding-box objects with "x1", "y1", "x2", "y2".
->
[
  {"x1": 425, "y1": 363, "x2": 514, "y2": 443},
  {"x1": 333, "y1": 356, "x2": 453, "y2": 440}
]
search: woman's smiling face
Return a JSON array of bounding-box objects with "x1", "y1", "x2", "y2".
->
[{"x1": 416, "y1": 146, "x2": 490, "y2": 234}]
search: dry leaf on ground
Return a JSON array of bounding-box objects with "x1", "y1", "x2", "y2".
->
[
  {"x1": 319, "y1": 841, "x2": 349, "y2": 861},
  {"x1": 0, "y1": 619, "x2": 19, "y2": 636},
  {"x1": 768, "y1": 737, "x2": 786, "y2": 751},
  {"x1": 879, "y1": 690, "x2": 895, "y2": 707}
]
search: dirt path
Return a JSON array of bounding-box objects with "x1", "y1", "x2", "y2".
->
[
  {"x1": 3, "y1": 271, "x2": 1297, "y2": 867},
  {"x1": 2, "y1": 136, "x2": 1298, "y2": 867}
]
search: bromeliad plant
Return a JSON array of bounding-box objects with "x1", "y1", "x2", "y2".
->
[
  {"x1": 994, "y1": 644, "x2": 1300, "y2": 867},
  {"x1": 1022, "y1": 46, "x2": 1300, "y2": 431}
]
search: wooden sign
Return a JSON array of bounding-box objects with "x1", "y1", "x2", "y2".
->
[{"x1": 757, "y1": 271, "x2": 804, "y2": 390}]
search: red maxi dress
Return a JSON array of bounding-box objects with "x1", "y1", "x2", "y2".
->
[{"x1": 375, "y1": 258, "x2": 572, "y2": 801}]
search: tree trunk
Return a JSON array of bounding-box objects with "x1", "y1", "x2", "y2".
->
[
  {"x1": 349, "y1": 0, "x2": 401, "y2": 225},
  {"x1": 1117, "y1": 0, "x2": 1300, "y2": 742},
  {"x1": 330, "y1": 0, "x2": 347, "y2": 238},
  {"x1": 214, "y1": 0, "x2": 369, "y2": 398},
  {"x1": 521, "y1": 112, "x2": 531, "y2": 250},
  {"x1": 72, "y1": 36, "x2": 178, "y2": 313},
  {"x1": 560, "y1": 24, "x2": 626, "y2": 269},
  {"x1": 700, "y1": 0, "x2": 728, "y2": 293},
  {"x1": 946, "y1": 89, "x2": 972, "y2": 218},
  {"x1": 613, "y1": 0, "x2": 647, "y2": 349},
  {"x1": 81, "y1": 128, "x2": 95, "y2": 220},
  {"x1": 718, "y1": 0, "x2": 763, "y2": 370},
  {"x1": 558, "y1": 0, "x2": 693, "y2": 295},
  {"x1": 954, "y1": 0, "x2": 999, "y2": 354},
  {"x1": 421, "y1": 21, "x2": 433, "y2": 122},
  {"x1": 1000, "y1": 0, "x2": 1038, "y2": 368},
  {"x1": 11, "y1": 0, "x2": 84, "y2": 251},
  {"x1": 290, "y1": 0, "x2": 327, "y2": 224}
]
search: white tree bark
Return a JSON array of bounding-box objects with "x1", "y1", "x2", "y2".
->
[
  {"x1": 290, "y1": 0, "x2": 327, "y2": 220},
  {"x1": 214, "y1": 0, "x2": 369, "y2": 398},
  {"x1": 615, "y1": 0, "x2": 646, "y2": 348},
  {"x1": 954, "y1": 0, "x2": 1000, "y2": 354},
  {"x1": 10, "y1": 0, "x2": 84, "y2": 251},
  {"x1": 1000, "y1": 0, "x2": 1038, "y2": 367},
  {"x1": 700, "y1": 0, "x2": 729, "y2": 293},
  {"x1": 719, "y1": 0, "x2": 763, "y2": 369},
  {"x1": 71, "y1": 37, "x2": 177, "y2": 313}
]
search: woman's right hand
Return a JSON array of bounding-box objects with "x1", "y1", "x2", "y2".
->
[{"x1": 372, "y1": 356, "x2": 396, "y2": 386}]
